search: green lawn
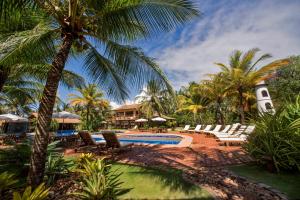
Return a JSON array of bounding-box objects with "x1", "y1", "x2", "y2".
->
[
  {"x1": 228, "y1": 164, "x2": 300, "y2": 200},
  {"x1": 111, "y1": 163, "x2": 213, "y2": 200}
]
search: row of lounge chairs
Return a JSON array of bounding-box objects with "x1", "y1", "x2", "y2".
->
[{"x1": 180, "y1": 124, "x2": 255, "y2": 145}]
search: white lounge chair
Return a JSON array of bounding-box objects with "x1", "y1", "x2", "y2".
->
[
  {"x1": 213, "y1": 124, "x2": 240, "y2": 138},
  {"x1": 179, "y1": 125, "x2": 190, "y2": 133},
  {"x1": 210, "y1": 125, "x2": 231, "y2": 136},
  {"x1": 197, "y1": 125, "x2": 212, "y2": 133},
  {"x1": 205, "y1": 125, "x2": 222, "y2": 134},
  {"x1": 217, "y1": 125, "x2": 247, "y2": 138},
  {"x1": 218, "y1": 125, "x2": 255, "y2": 146},
  {"x1": 188, "y1": 125, "x2": 201, "y2": 133}
]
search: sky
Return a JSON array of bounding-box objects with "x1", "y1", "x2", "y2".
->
[{"x1": 60, "y1": 0, "x2": 300, "y2": 109}]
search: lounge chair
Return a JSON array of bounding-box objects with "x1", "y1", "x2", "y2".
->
[
  {"x1": 212, "y1": 124, "x2": 240, "y2": 138},
  {"x1": 188, "y1": 125, "x2": 201, "y2": 133},
  {"x1": 218, "y1": 125, "x2": 255, "y2": 146},
  {"x1": 205, "y1": 125, "x2": 222, "y2": 134},
  {"x1": 78, "y1": 131, "x2": 105, "y2": 153},
  {"x1": 102, "y1": 132, "x2": 133, "y2": 151},
  {"x1": 179, "y1": 125, "x2": 190, "y2": 133},
  {"x1": 197, "y1": 125, "x2": 212, "y2": 133},
  {"x1": 216, "y1": 125, "x2": 247, "y2": 138},
  {"x1": 209, "y1": 125, "x2": 231, "y2": 136}
]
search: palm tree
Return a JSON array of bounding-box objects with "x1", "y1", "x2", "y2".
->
[
  {"x1": 136, "y1": 80, "x2": 173, "y2": 118},
  {"x1": 177, "y1": 83, "x2": 210, "y2": 124},
  {"x1": 216, "y1": 48, "x2": 289, "y2": 123},
  {"x1": 2, "y1": 0, "x2": 199, "y2": 186},
  {"x1": 68, "y1": 84, "x2": 109, "y2": 130},
  {"x1": 0, "y1": 9, "x2": 84, "y2": 92},
  {"x1": 197, "y1": 74, "x2": 227, "y2": 124}
]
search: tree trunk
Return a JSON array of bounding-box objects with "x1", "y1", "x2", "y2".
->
[
  {"x1": 0, "y1": 66, "x2": 9, "y2": 92},
  {"x1": 28, "y1": 34, "x2": 74, "y2": 187},
  {"x1": 238, "y1": 88, "x2": 245, "y2": 124}
]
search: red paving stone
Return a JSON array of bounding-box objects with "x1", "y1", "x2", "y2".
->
[{"x1": 117, "y1": 131, "x2": 253, "y2": 168}]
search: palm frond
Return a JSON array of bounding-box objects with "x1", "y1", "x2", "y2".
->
[
  {"x1": 0, "y1": 22, "x2": 57, "y2": 67},
  {"x1": 104, "y1": 40, "x2": 174, "y2": 96},
  {"x1": 95, "y1": 0, "x2": 200, "y2": 41},
  {"x1": 83, "y1": 44, "x2": 129, "y2": 102}
]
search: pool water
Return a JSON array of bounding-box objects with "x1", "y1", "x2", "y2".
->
[{"x1": 92, "y1": 134, "x2": 182, "y2": 145}]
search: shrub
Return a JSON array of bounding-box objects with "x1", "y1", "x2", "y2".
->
[
  {"x1": 0, "y1": 172, "x2": 19, "y2": 197},
  {"x1": 73, "y1": 156, "x2": 130, "y2": 199},
  {"x1": 13, "y1": 183, "x2": 49, "y2": 200},
  {"x1": 244, "y1": 98, "x2": 300, "y2": 172}
]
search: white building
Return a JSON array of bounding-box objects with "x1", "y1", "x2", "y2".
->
[{"x1": 255, "y1": 81, "x2": 275, "y2": 114}]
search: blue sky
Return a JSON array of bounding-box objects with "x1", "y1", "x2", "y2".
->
[{"x1": 60, "y1": 0, "x2": 300, "y2": 108}]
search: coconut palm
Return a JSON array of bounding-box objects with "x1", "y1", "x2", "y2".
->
[
  {"x1": 0, "y1": 8, "x2": 84, "y2": 92},
  {"x1": 69, "y1": 84, "x2": 109, "y2": 130},
  {"x1": 197, "y1": 74, "x2": 227, "y2": 124},
  {"x1": 216, "y1": 48, "x2": 289, "y2": 123},
  {"x1": 136, "y1": 80, "x2": 173, "y2": 118},
  {"x1": 2, "y1": 0, "x2": 199, "y2": 186},
  {"x1": 177, "y1": 83, "x2": 210, "y2": 123}
]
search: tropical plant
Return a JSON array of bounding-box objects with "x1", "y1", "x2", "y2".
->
[
  {"x1": 177, "y1": 83, "x2": 210, "y2": 124},
  {"x1": 44, "y1": 152, "x2": 74, "y2": 185},
  {"x1": 0, "y1": 8, "x2": 84, "y2": 116},
  {"x1": 244, "y1": 97, "x2": 300, "y2": 172},
  {"x1": 216, "y1": 48, "x2": 289, "y2": 123},
  {"x1": 137, "y1": 80, "x2": 175, "y2": 118},
  {"x1": 69, "y1": 84, "x2": 110, "y2": 130},
  {"x1": 0, "y1": 172, "x2": 19, "y2": 197},
  {"x1": 197, "y1": 74, "x2": 228, "y2": 124},
  {"x1": 74, "y1": 158, "x2": 130, "y2": 200},
  {"x1": 0, "y1": 0, "x2": 201, "y2": 186},
  {"x1": 268, "y1": 55, "x2": 300, "y2": 106},
  {"x1": 13, "y1": 183, "x2": 49, "y2": 200}
]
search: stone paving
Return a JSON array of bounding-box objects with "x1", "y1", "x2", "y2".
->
[
  {"x1": 113, "y1": 132, "x2": 287, "y2": 200},
  {"x1": 117, "y1": 132, "x2": 253, "y2": 168}
]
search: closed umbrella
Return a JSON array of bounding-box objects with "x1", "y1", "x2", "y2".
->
[
  {"x1": 151, "y1": 117, "x2": 166, "y2": 122},
  {"x1": 135, "y1": 118, "x2": 148, "y2": 122}
]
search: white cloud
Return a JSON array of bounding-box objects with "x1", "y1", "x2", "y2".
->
[{"x1": 155, "y1": 0, "x2": 300, "y2": 89}]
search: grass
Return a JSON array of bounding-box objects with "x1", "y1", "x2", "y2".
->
[
  {"x1": 111, "y1": 163, "x2": 213, "y2": 200},
  {"x1": 228, "y1": 164, "x2": 300, "y2": 200}
]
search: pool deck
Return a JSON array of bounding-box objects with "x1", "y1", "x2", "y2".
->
[
  {"x1": 68, "y1": 131, "x2": 286, "y2": 199},
  {"x1": 116, "y1": 130, "x2": 253, "y2": 168}
]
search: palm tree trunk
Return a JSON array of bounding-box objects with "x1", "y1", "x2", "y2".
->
[
  {"x1": 216, "y1": 100, "x2": 224, "y2": 125},
  {"x1": 238, "y1": 88, "x2": 245, "y2": 124},
  {"x1": 86, "y1": 106, "x2": 90, "y2": 130},
  {"x1": 28, "y1": 34, "x2": 74, "y2": 187},
  {"x1": 0, "y1": 66, "x2": 8, "y2": 92}
]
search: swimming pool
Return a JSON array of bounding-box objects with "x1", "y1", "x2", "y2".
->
[{"x1": 92, "y1": 134, "x2": 185, "y2": 145}]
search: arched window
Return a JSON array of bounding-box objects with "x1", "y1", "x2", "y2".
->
[
  {"x1": 261, "y1": 90, "x2": 268, "y2": 97},
  {"x1": 265, "y1": 102, "x2": 272, "y2": 110}
]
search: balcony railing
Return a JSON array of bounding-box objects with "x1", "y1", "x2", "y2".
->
[{"x1": 115, "y1": 116, "x2": 137, "y2": 120}]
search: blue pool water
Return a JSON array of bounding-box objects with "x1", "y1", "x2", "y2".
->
[{"x1": 92, "y1": 134, "x2": 182, "y2": 145}]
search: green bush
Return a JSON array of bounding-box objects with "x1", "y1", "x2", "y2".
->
[
  {"x1": 13, "y1": 183, "x2": 49, "y2": 200},
  {"x1": 73, "y1": 155, "x2": 130, "y2": 200},
  {"x1": 244, "y1": 97, "x2": 300, "y2": 172},
  {"x1": 0, "y1": 172, "x2": 19, "y2": 197}
]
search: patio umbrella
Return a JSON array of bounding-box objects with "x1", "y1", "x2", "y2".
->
[
  {"x1": 135, "y1": 118, "x2": 148, "y2": 122},
  {"x1": 151, "y1": 117, "x2": 166, "y2": 122},
  {"x1": 0, "y1": 114, "x2": 28, "y2": 122}
]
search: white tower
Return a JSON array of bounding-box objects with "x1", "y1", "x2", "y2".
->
[{"x1": 255, "y1": 81, "x2": 275, "y2": 114}]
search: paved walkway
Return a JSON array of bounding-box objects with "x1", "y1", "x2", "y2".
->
[
  {"x1": 117, "y1": 132, "x2": 253, "y2": 168},
  {"x1": 113, "y1": 132, "x2": 286, "y2": 200}
]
